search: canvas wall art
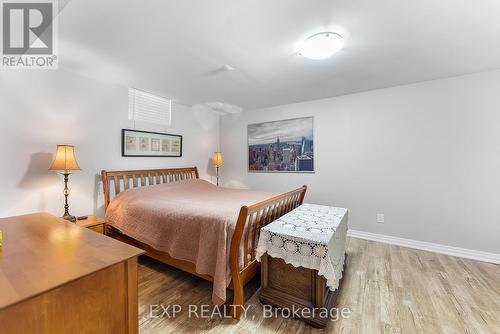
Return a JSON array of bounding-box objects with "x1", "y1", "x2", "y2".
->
[
  {"x1": 122, "y1": 129, "x2": 182, "y2": 157},
  {"x1": 248, "y1": 117, "x2": 314, "y2": 172}
]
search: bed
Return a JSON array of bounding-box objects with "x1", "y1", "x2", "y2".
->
[{"x1": 101, "y1": 166, "x2": 307, "y2": 318}]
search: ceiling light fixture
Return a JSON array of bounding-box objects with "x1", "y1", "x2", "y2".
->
[{"x1": 298, "y1": 32, "x2": 344, "y2": 60}]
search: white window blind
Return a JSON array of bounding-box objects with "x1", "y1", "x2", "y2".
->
[{"x1": 128, "y1": 88, "x2": 172, "y2": 126}]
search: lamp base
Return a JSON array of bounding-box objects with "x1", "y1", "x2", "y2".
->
[
  {"x1": 62, "y1": 214, "x2": 76, "y2": 223},
  {"x1": 216, "y1": 166, "x2": 220, "y2": 187},
  {"x1": 60, "y1": 172, "x2": 76, "y2": 223}
]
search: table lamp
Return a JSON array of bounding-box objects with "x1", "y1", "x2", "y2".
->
[
  {"x1": 212, "y1": 151, "x2": 223, "y2": 186},
  {"x1": 49, "y1": 145, "x2": 81, "y2": 222}
]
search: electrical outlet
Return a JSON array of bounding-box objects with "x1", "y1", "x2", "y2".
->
[
  {"x1": 376, "y1": 213, "x2": 385, "y2": 224},
  {"x1": 97, "y1": 181, "x2": 103, "y2": 195}
]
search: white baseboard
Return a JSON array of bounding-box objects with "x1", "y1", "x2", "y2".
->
[{"x1": 347, "y1": 230, "x2": 500, "y2": 265}]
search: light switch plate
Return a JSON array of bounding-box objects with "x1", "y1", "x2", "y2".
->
[{"x1": 377, "y1": 213, "x2": 385, "y2": 224}]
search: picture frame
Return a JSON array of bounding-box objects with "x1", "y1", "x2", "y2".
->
[
  {"x1": 122, "y1": 129, "x2": 182, "y2": 157},
  {"x1": 248, "y1": 116, "x2": 314, "y2": 173}
]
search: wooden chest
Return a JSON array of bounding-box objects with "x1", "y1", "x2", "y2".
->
[{"x1": 260, "y1": 253, "x2": 346, "y2": 328}]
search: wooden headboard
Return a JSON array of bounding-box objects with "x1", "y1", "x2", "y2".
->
[{"x1": 101, "y1": 167, "x2": 199, "y2": 210}]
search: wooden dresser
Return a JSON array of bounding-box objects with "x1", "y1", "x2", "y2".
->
[{"x1": 0, "y1": 213, "x2": 144, "y2": 334}]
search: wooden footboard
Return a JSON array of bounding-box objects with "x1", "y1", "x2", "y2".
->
[{"x1": 229, "y1": 185, "x2": 307, "y2": 318}]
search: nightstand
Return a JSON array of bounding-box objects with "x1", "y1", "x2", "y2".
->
[{"x1": 76, "y1": 215, "x2": 106, "y2": 234}]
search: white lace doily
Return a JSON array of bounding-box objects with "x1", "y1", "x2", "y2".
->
[{"x1": 256, "y1": 203, "x2": 348, "y2": 291}]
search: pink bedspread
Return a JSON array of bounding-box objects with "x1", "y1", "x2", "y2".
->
[{"x1": 105, "y1": 179, "x2": 280, "y2": 305}]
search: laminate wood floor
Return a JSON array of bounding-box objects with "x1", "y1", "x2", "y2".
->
[{"x1": 138, "y1": 237, "x2": 500, "y2": 333}]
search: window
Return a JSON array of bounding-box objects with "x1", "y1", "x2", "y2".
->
[{"x1": 128, "y1": 88, "x2": 172, "y2": 126}]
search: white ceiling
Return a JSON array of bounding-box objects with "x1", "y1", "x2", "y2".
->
[{"x1": 59, "y1": 0, "x2": 500, "y2": 111}]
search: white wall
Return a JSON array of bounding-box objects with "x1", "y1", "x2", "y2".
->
[
  {"x1": 220, "y1": 70, "x2": 500, "y2": 254},
  {"x1": 0, "y1": 69, "x2": 219, "y2": 218}
]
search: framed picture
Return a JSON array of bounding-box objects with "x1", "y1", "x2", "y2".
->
[
  {"x1": 122, "y1": 129, "x2": 182, "y2": 157},
  {"x1": 248, "y1": 116, "x2": 314, "y2": 173}
]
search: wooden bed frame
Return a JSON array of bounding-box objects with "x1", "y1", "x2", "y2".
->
[{"x1": 101, "y1": 166, "x2": 307, "y2": 318}]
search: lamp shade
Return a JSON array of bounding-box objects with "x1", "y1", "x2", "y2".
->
[
  {"x1": 212, "y1": 151, "x2": 223, "y2": 167},
  {"x1": 49, "y1": 145, "x2": 81, "y2": 171}
]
